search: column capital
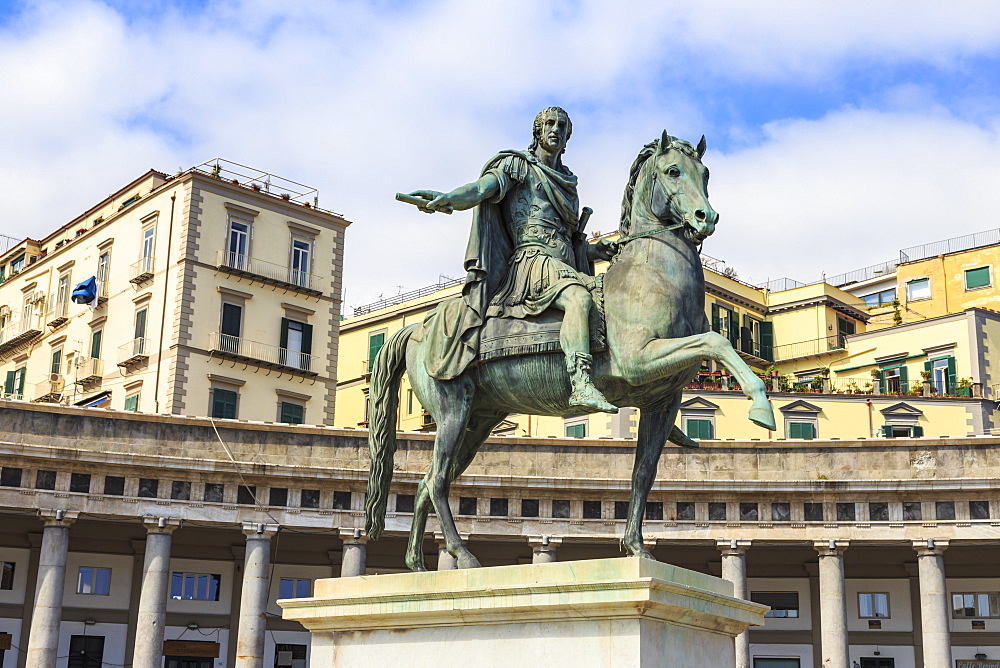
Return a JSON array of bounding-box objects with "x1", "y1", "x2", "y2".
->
[
  {"x1": 526, "y1": 536, "x2": 563, "y2": 550},
  {"x1": 912, "y1": 538, "x2": 949, "y2": 557},
  {"x1": 716, "y1": 539, "x2": 751, "y2": 555},
  {"x1": 141, "y1": 516, "x2": 182, "y2": 534},
  {"x1": 241, "y1": 522, "x2": 279, "y2": 539},
  {"x1": 434, "y1": 532, "x2": 470, "y2": 544},
  {"x1": 813, "y1": 539, "x2": 850, "y2": 557},
  {"x1": 339, "y1": 528, "x2": 368, "y2": 545},
  {"x1": 37, "y1": 509, "x2": 78, "y2": 527}
]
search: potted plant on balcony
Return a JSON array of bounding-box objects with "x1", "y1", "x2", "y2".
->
[
  {"x1": 251, "y1": 183, "x2": 262, "y2": 192},
  {"x1": 919, "y1": 369, "x2": 932, "y2": 396},
  {"x1": 280, "y1": 193, "x2": 291, "y2": 201},
  {"x1": 955, "y1": 377, "x2": 973, "y2": 397}
]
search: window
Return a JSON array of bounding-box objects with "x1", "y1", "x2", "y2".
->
[
  {"x1": 771, "y1": 502, "x2": 790, "y2": 521},
  {"x1": 238, "y1": 485, "x2": 257, "y2": 505},
  {"x1": 170, "y1": 572, "x2": 221, "y2": 601},
  {"x1": 279, "y1": 401, "x2": 304, "y2": 424},
  {"x1": 70, "y1": 473, "x2": 91, "y2": 494},
  {"x1": 331, "y1": 491, "x2": 351, "y2": 510},
  {"x1": 141, "y1": 225, "x2": 155, "y2": 261},
  {"x1": 458, "y1": 497, "x2": 477, "y2": 515},
  {"x1": 971, "y1": 500, "x2": 991, "y2": 520},
  {"x1": 290, "y1": 238, "x2": 312, "y2": 287},
  {"x1": 565, "y1": 422, "x2": 586, "y2": 438},
  {"x1": 936, "y1": 501, "x2": 955, "y2": 520},
  {"x1": 68, "y1": 635, "x2": 104, "y2": 668},
  {"x1": 552, "y1": 499, "x2": 570, "y2": 518},
  {"x1": 685, "y1": 418, "x2": 713, "y2": 439},
  {"x1": 882, "y1": 424, "x2": 923, "y2": 438},
  {"x1": 368, "y1": 331, "x2": 385, "y2": 369},
  {"x1": 56, "y1": 273, "x2": 70, "y2": 309},
  {"x1": 396, "y1": 494, "x2": 415, "y2": 512},
  {"x1": 133, "y1": 307, "x2": 148, "y2": 348},
  {"x1": 204, "y1": 483, "x2": 224, "y2": 503},
  {"x1": 902, "y1": 502, "x2": 922, "y2": 520},
  {"x1": 220, "y1": 302, "x2": 242, "y2": 352},
  {"x1": 952, "y1": 592, "x2": 1000, "y2": 618},
  {"x1": 869, "y1": 502, "x2": 889, "y2": 521},
  {"x1": 712, "y1": 303, "x2": 738, "y2": 347},
  {"x1": 50, "y1": 348, "x2": 62, "y2": 376},
  {"x1": 9, "y1": 255, "x2": 24, "y2": 273},
  {"x1": 211, "y1": 387, "x2": 238, "y2": 419},
  {"x1": 269, "y1": 488, "x2": 288, "y2": 507},
  {"x1": 36, "y1": 470, "x2": 56, "y2": 490},
  {"x1": 300, "y1": 489, "x2": 320, "y2": 508},
  {"x1": 804, "y1": 502, "x2": 823, "y2": 521},
  {"x1": 750, "y1": 591, "x2": 799, "y2": 618},
  {"x1": 965, "y1": 266, "x2": 991, "y2": 290},
  {"x1": 614, "y1": 501, "x2": 629, "y2": 519},
  {"x1": 0, "y1": 467, "x2": 22, "y2": 487},
  {"x1": 858, "y1": 592, "x2": 890, "y2": 618},
  {"x1": 90, "y1": 329, "x2": 103, "y2": 359},
  {"x1": 97, "y1": 251, "x2": 110, "y2": 284},
  {"x1": 753, "y1": 660, "x2": 800, "y2": 668},
  {"x1": 836, "y1": 317, "x2": 856, "y2": 348},
  {"x1": 4, "y1": 366, "x2": 26, "y2": 399},
  {"x1": 171, "y1": 481, "x2": 191, "y2": 500},
  {"x1": 787, "y1": 421, "x2": 816, "y2": 439},
  {"x1": 227, "y1": 219, "x2": 250, "y2": 269},
  {"x1": 103, "y1": 476, "x2": 125, "y2": 496},
  {"x1": 521, "y1": 498, "x2": 539, "y2": 517},
  {"x1": 407, "y1": 389, "x2": 415, "y2": 414},
  {"x1": 278, "y1": 578, "x2": 311, "y2": 599},
  {"x1": 645, "y1": 502, "x2": 663, "y2": 520},
  {"x1": 138, "y1": 478, "x2": 158, "y2": 498},
  {"x1": 836, "y1": 502, "x2": 856, "y2": 521},
  {"x1": 740, "y1": 503, "x2": 759, "y2": 521},
  {"x1": 0, "y1": 561, "x2": 14, "y2": 590},
  {"x1": 708, "y1": 502, "x2": 727, "y2": 521},
  {"x1": 880, "y1": 364, "x2": 905, "y2": 394},
  {"x1": 906, "y1": 277, "x2": 930, "y2": 301},
  {"x1": 583, "y1": 500, "x2": 601, "y2": 519},
  {"x1": 861, "y1": 288, "x2": 896, "y2": 308},
  {"x1": 275, "y1": 643, "x2": 307, "y2": 668},
  {"x1": 676, "y1": 502, "x2": 695, "y2": 521},
  {"x1": 927, "y1": 356, "x2": 955, "y2": 395},
  {"x1": 77, "y1": 566, "x2": 111, "y2": 595},
  {"x1": 490, "y1": 498, "x2": 509, "y2": 516},
  {"x1": 280, "y1": 318, "x2": 312, "y2": 370},
  {"x1": 124, "y1": 393, "x2": 140, "y2": 411}
]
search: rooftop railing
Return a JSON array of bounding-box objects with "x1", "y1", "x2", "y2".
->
[
  {"x1": 209, "y1": 332, "x2": 316, "y2": 374},
  {"x1": 771, "y1": 335, "x2": 844, "y2": 361},
  {"x1": 899, "y1": 228, "x2": 1000, "y2": 264},
  {"x1": 216, "y1": 250, "x2": 322, "y2": 295},
  {"x1": 353, "y1": 275, "x2": 464, "y2": 317}
]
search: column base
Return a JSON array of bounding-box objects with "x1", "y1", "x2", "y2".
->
[{"x1": 280, "y1": 557, "x2": 767, "y2": 667}]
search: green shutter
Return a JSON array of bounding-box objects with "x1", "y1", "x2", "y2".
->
[
  {"x1": 15, "y1": 368, "x2": 24, "y2": 397},
  {"x1": 913, "y1": 425, "x2": 924, "y2": 437},
  {"x1": 947, "y1": 357, "x2": 957, "y2": 393},
  {"x1": 965, "y1": 266, "x2": 991, "y2": 289},
  {"x1": 212, "y1": 388, "x2": 238, "y2": 419},
  {"x1": 686, "y1": 419, "x2": 713, "y2": 439},
  {"x1": 711, "y1": 304, "x2": 720, "y2": 333},
  {"x1": 279, "y1": 317, "x2": 289, "y2": 349},
  {"x1": 280, "y1": 402, "x2": 304, "y2": 424},
  {"x1": 4, "y1": 371, "x2": 14, "y2": 395},
  {"x1": 50, "y1": 350, "x2": 62, "y2": 375},
  {"x1": 882, "y1": 425, "x2": 894, "y2": 438},
  {"x1": 759, "y1": 321, "x2": 774, "y2": 361},
  {"x1": 898, "y1": 365, "x2": 908, "y2": 392},
  {"x1": 727, "y1": 311, "x2": 738, "y2": 347},
  {"x1": 789, "y1": 422, "x2": 815, "y2": 439},
  {"x1": 369, "y1": 332, "x2": 385, "y2": 365},
  {"x1": 134, "y1": 308, "x2": 147, "y2": 339},
  {"x1": 878, "y1": 369, "x2": 886, "y2": 394},
  {"x1": 90, "y1": 330, "x2": 103, "y2": 359},
  {"x1": 565, "y1": 423, "x2": 586, "y2": 438},
  {"x1": 221, "y1": 304, "x2": 241, "y2": 337},
  {"x1": 124, "y1": 394, "x2": 139, "y2": 411},
  {"x1": 301, "y1": 323, "x2": 312, "y2": 355}
]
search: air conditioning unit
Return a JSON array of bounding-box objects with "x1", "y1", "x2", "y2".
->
[
  {"x1": 49, "y1": 373, "x2": 61, "y2": 382},
  {"x1": 28, "y1": 291, "x2": 46, "y2": 305}
]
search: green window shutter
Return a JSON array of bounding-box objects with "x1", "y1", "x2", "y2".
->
[
  {"x1": 124, "y1": 394, "x2": 139, "y2": 411},
  {"x1": 301, "y1": 323, "x2": 313, "y2": 355},
  {"x1": 711, "y1": 304, "x2": 721, "y2": 333},
  {"x1": 221, "y1": 304, "x2": 241, "y2": 337},
  {"x1": 965, "y1": 266, "x2": 991, "y2": 289},
  {"x1": 727, "y1": 311, "x2": 739, "y2": 347},
  {"x1": 789, "y1": 422, "x2": 815, "y2": 439},
  {"x1": 882, "y1": 425, "x2": 894, "y2": 438},
  {"x1": 134, "y1": 308, "x2": 147, "y2": 340},
  {"x1": 898, "y1": 365, "x2": 909, "y2": 391},
  {"x1": 15, "y1": 368, "x2": 24, "y2": 397},
  {"x1": 686, "y1": 419, "x2": 713, "y2": 439},
  {"x1": 279, "y1": 317, "x2": 289, "y2": 349},
  {"x1": 280, "y1": 402, "x2": 304, "y2": 424},
  {"x1": 4, "y1": 371, "x2": 14, "y2": 395},
  {"x1": 212, "y1": 388, "x2": 238, "y2": 419},
  {"x1": 913, "y1": 425, "x2": 924, "y2": 437},
  {"x1": 369, "y1": 332, "x2": 385, "y2": 365},
  {"x1": 947, "y1": 357, "x2": 957, "y2": 392},
  {"x1": 759, "y1": 321, "x2": 774, "y2": 361},
  {"x1": 90, "y1": 330, "x2": 103, "y2": 359},
  {"x1": 878, "y1": 369, "x2": 886, "y2": 394},
  {"x1": 565, "y1": 423, "x2": 586, "y2": 438}
]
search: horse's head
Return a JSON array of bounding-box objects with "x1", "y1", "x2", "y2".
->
[{"x1": 621, "y1": 130, "x2": 718, "y2": 245}]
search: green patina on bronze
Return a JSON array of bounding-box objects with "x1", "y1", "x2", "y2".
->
[{"x1": 369, "y1": 110, "x2": 776, "y2": 571}]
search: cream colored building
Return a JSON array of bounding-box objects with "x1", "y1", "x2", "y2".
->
[{"x1": 0, "y1": 160, "x2": 349, "y2": 424}]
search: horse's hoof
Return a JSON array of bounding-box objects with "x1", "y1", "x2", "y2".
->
[
  {"x1": 625, "y1": 545, "x2": 657, "y2": 560},
  {"x1": 749, "y1": 405, "x2": 776, "y2": 431},
  {"x1": 405, "y1": 558, "x2": 428, "y2": 572},
  {"x1": 457, "y1": 554, "x2": 482, "y2": 569}
]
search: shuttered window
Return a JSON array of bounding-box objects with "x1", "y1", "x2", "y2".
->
[
  {"x1": 787, "y1": 421, "x2": 816, "y2": 439},
  {"x1": 685, "y1": 418, "x2": 713, "y2": 439},
  {"x1": 124, "y1": 394, "x2": 140, "y2": 411},
  {"x1": 368, "y1": 332, "x2": 385, "y2": 367},
  {"x1": 211, "y1": 388, "x2": 238, "y2": 419},
  {"x1": 565, "y1": 423, "x2": 586, "y2": 438},
  {"x1": 965, "y1": 266, "x2": 991, "y2": 290},
  {"x1": 279, "y1": 402, "x2": 304, "y2": 424}
]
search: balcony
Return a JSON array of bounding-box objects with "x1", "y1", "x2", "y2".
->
[
  {"x1": 215, "y1": 250, "x2": 322, "y2": 297},
  {"x1": 34, "y1": 377, "x2": 65, "y2": 403},
  {"x1": 117, "y1": 338, "x2": 150, "y2": 367},
  {"x1": 130, "y1": 257, "x2": 154, "y2": 285},
  {"x1": 209, "y1": 332, "x2": 318, "y2": 377},
  {"x1": 75, "y1": 358, "x2": 104, "y2": 385},
  {"x1": 772, "y1": 335, "x2": 845, "y2": 362},
  {"x1": 0, "y1": 316, "x2": 43, "y2": 356},
  {"x1": 46, "y1": 296, "x2": 69, "y2": 327},
  {"x1": 96, "y1": 281, "x2": 109, "y2": 306}
]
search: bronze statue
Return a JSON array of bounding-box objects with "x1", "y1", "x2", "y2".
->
[{"x1": 370, "y1": 117, "x2": 776, "y2": 570}]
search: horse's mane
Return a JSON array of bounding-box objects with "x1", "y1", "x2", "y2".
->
[{"x1": 618, "y1": 135, "x2": 700, "y2": 236}]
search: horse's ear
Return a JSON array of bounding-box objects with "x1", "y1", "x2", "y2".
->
[
  {"x1": 696, "y1": 135, "x2": 707, "y2": 158},
  {"x1": 659, "y1": 129, "x2": 671, "y2": 153}
]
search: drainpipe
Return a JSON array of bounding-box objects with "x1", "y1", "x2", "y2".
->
[
  {"x1": 866, "y1": 399, "x2": 874, "y2": 438},
  {"x1": 153, "y1": 191, "x2": 177, "y2": 413}
]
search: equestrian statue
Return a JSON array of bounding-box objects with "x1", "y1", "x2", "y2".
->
[{"x1": 368, "y1": 107, "x2": 776, "y2": 570}]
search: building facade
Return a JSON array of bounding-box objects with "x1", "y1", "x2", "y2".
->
[{"x1": 0, "y1": 161, "x2": 349, "y2": 424}]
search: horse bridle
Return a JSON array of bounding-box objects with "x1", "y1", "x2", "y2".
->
[{"x1": 615, "y1": 169, "x2": 696, "y2": 246}]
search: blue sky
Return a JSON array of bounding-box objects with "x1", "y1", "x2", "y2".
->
[{"x1": 1, "y1": 1, "x2": 999, "y2": 309}]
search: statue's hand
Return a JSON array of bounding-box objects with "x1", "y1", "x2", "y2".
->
[
  {"x1": 407, "y1": 190, "x2": 453, "y2": 215},
  {"x1": 589, "y1": 238, "x2": 619, "y2": 262}
]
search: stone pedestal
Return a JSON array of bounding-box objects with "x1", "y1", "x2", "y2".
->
[{"x1": 280, "y1": 557, "x2": 767, "y2": 668}]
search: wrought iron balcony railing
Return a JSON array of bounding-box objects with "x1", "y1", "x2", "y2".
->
[
  {"x1": 117, "y1": 338, "x2": 150, "y2": 366},
  {"x1": 46, "y1": 295, "x2": 69, "y2": 326},
  {"x1": 130, "y1": 257, "x2": 154, "y2": 284},
  {"x1": 75, "y1": 358, "x2": 104, "y2": 385},
  {"x1": 0, "y1": 315, "x2": 43, "y2": 354},
  {"x1": 215, "y1": 250, "x2": 322, "y2": 295},
  {"x1": 209, "y1": 332, "x2": 316, "y2": 374}
]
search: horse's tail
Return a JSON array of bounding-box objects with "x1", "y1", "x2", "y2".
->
[{"x1": 365, "y1": 324, "x2": 418, "y2": 541}]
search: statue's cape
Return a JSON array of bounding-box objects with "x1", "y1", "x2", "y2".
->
[{"x1": 416, "y1": 150, "x2": 591, "y2": 380}]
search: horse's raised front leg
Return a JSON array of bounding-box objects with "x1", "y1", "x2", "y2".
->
[
  {"x1": 616, "y1": 331, "x2": 775, "y2": 430},
  {"x1": 624, "y1": 401, "x2": 677, "y2": 558}
]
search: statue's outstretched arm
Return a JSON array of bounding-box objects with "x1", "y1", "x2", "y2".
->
[{"x1": 405, "y1": 174, "x2": 500, "y2": 214}]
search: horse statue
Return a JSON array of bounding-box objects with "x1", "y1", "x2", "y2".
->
[{"x1": 366, "y1": 131, "x2": 776, "y2": 570}]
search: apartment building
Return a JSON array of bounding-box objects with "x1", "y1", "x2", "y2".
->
[{"x1": 0, "y1": 160, "x2": 349, "y2": 424}]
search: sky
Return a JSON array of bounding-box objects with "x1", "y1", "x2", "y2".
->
[{"x1": 1, "y1": 1, "x2": 1000, "y2": 313}]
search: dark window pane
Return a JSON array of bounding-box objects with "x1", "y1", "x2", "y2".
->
[
  {"x1": 836, "y1": 503, "x2": 856, "y2": 521},
  {"x1": 676, "y1": 502, "x2": 695, "y2": 521},
  {"x1": 103, "y1": 476, "x2": 125, "y2": 496},
  {"x1": 709, "y1": 502, "x2": 727, "y2": 521},
  {"x1": 552, "y1": 499, "x2": 570, "y2": 518},
  {"x1": 751, "y1": 591, "x2": 800, "y2": 618},
  {"x1": 0, "y1": 561, "x2": 14, "y2": 590},
  {"x1": 645, "y1": 502, "x2": 663, "y2": 520},
  {"x1": 211, "y1": 387, "x2": 238, "y2": 419},
  {"x1": 740, "y1": 503, "x2": 759, "y2": 521},
  {"x1": 902, "y1": 502, "x2": 922, "y2": 520},
  {"x1": 35, "y1": 470, "x2": 57, "y2": 490},
  {"x1": 936, "y1": 501, "x2": 955, "y2": 520},
  {"x1": 171, "y1": 481, "x2": 191, "y2": 501},
  {"x1": 396, "y1": 494, "x2": 415, "y2": 513},
  {"x1": 237, "y1": 485, "x2": 256, "y2": 505},
  {"x1": 582, "y1": 500, "x2": 601, "y2": 519},
  {"x1": 0, "y1": 467, "x2": 22, "y2": 487},
  {"x1": 138, "y1": 478, "x2": 158, "y2": 498},
  {"x1": 458, "y1": 497, "x2": 477, "y2": 515},
  {"x1": 804, "y1": 502, "x2": 823, "y2": 521},
  {"x1": 332, "y1": 491, "x2": 351, "y2": 510},
  {"x1": 521, "y1": 498, "x2": 539, "y2": 517},
  {"x1": 204, "y1": 483, "x2": 224, "y2": 503},
  {"x1": 269, "y1": 488, "x2": 288, "y2": 507},
  {"x1": 771, "y1": 502, "x2": 790, "y2": 521},
  {"x1": 69, "y1": 473, "x2": 91, "y2": 494},
  {"x1": 971, "y1": 500, "x2": 991, "y2": 520},
  {"x1": 300, "y1": 489, "x2": 320, "y2": 509},
  {"x1": 489, "y1": 498, "x2": 508, "y2": 517},
  {"x1": 869, "y1": 502, "x2": 889, "y2": 521},
  {"x1": 614, "y1": 501, "x2": 629, "y2": 520}
]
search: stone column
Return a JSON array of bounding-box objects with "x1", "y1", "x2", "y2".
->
[
  {"x1": 26, "y1": 509, "x2": 78, "y2": 667},
  {"x1": 235, "y1": 523, "x2": 278, "y2": 668},
  {"x1": 132, "y1": 517, "x2": 182, "y2": 668},
  {"x1": 813, "y1": 539, "x2": 850, "y2": 668},
  {"x1": 717, "y1": 540, "x2": 751, "y2": 668},
  {"x1": 339, "y1": 528, "x2": 367, "y2": 577},
  {"x1": 528, "y1": 536, "x2": 562, "y2": 564},
  {"x1": 912, "y1": 539, "x2": 952, "y2": 668}
]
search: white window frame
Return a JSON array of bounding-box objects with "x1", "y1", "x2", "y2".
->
[
  {"x1": 858, "y1": 591, "x2": 890, "y2": 618},
  {"x1": 906, "y1": 277, "x2": 931, "y2": 301},
  {"x1": 952, "y1": 592, "x2": 1000, "y2": 619}
]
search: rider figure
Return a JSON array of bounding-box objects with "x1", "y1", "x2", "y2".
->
[{"x1": 412, "y1": 107, "x2": 617, "y2": 414}]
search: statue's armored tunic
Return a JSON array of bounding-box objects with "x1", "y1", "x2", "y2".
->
[{"x1": 484, "y1": 152, "x2": 587, "y2": 319}]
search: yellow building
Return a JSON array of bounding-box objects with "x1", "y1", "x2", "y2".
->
[{"x1": 0, "y1": 160, "x2": 349, "y2": 424}]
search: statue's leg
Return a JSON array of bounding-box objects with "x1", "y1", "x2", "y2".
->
[
  {"x1": 623, "y1": 400, "x2": 677, "y2": 558},
  {"x1": 405, "y1": 473, "x2": 433, "y2": 572},
  {"x1": 554, "y1": 286, "x2": 617, "y2": 413},
  {"x1": 616, "y1": 331, "x2": 775, "y2": 430}
]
